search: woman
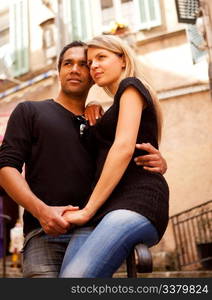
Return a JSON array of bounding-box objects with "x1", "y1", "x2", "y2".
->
[{"x1": 59, "y1": 35, "x2": 169, "y2": 278}]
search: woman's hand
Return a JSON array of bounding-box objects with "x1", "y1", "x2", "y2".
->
[
  {"x1": 62, "y1": 209, "x2": 91, "y2": 226},
  {"x1": 84, "y1": 103, "x2": 104, "y2": 126}
]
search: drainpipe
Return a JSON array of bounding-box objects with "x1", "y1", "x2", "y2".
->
[
  {"x1": 200, "y1": 0, "x2": 212, "y2": 99},
  {"x1": 56, "y1": 0, "x2": 65, "y2": 55}
]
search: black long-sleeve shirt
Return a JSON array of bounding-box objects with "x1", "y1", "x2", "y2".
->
[{"x1": 0, "y1": 99, "x2": 95, "y2": 235}]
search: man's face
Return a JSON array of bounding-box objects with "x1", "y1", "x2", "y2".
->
[{"x1": 59, "y1": 47, "x2": 93, "y2": 96}]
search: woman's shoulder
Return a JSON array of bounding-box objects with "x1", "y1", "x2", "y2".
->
[
  {"x1": 115, "y1": 77, "x2": 153, "y2": 106},
  {"x1": 120, "y1": 76, "x2": 142, "y2": 85},
  {"x1": 117, "y1": 77, "x2": 149, "y2": 95}
]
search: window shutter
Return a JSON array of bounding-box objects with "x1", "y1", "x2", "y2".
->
[
  {"x1": 136, "y1": 0, "x2": 161, "y2": 30},
  {"x1": 10, "y1": 0, "x2": 29, "y2": 77},
  {"x1": 186, "y1": 24, "x2": 207, "y2": 64},
  {"x1": 64, "y1": 0, "x2": 93, "y2": 41}
]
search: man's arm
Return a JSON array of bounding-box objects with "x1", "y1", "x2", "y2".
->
[
  {"x1": 0, "y1": 167, "x2": 78, "y2": 235},
  {"x1": 84, "y1": 105, "x2": 167, "y2": 174},
  {"x1": 134, "y1": 143, "x2": 167, "y2": 175}
]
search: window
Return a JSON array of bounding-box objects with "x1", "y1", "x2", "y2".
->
[
  {"x1": 0, "y1": 8, "x2": 9, "y2": 47},
  {"x1": 63, "y1": 0, "x2": 95, "y2": 41},
  {"x1": 101, "y1": 0, "x2": 134, "y2": 31},
  {"x1": 136, "y1": 0, "x2": 161, "y2": 30},
  {"x1": 63, "y1": 0, "x2": 162, "y2": 42},
  {"x1": 101, "y1": 0, "x2": 113, "y2": 9},
  {"x1": 121, "y1": 0, "x2": 134, "y2": 28},
  {"x1": 186, "y1": 24, "x2": 207, "y2": 64},
  {"x1": 101, "y1": 0, "x2": 115, "y2": 30},
  {"x1": 10, "y1": 0, "x2": 29, "y2": 77},
  {"x1": 0, "y1": 7, "x2": 10, "y2": 79},
  {"x1": 100, "y1": 0, "x2": 161, "y2": 32},
  {"x1": 0, "y1": 1, "x2": 29, "y2": 79}
]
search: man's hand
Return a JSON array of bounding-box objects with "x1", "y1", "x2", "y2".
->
[
  {"x1": 84, "y1": 103, "x2": 104, "y2": 126},
  {"x1": 37, "y1": 205, "x2": 79, "y2": 236},
  {"x1": 134, "y1": 143, "x2": 167, "y2": 175}
]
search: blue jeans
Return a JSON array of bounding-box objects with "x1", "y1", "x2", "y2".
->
[{"x1": 59, "y1": 209, "x2": 159, "y2": 278}]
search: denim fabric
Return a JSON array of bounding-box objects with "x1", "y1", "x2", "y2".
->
[
  {"x1": 21, "y1": 228, "x2": 73, "y2": 278},
  {"x1": 59, "y1": 209, "x2": 159, "y2": 278}
]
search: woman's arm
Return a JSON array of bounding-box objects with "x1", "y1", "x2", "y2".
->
[{"x1": 63, "y1": 86, "x2": 145, "y2": 225}]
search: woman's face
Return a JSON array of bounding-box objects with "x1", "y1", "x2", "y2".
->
[{"x1": 87, "y1": 47, "x2": 125, "y2": 94}]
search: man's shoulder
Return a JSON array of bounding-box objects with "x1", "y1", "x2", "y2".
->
[
  {"x1": 17, "y1": 99, "x2": 53, "y2": 112},
  {"x1": 12, "y1": 99, "x2": 53, "y2": 118},
  {"x1": 22, "y1": 99, "x2": 53, "y2": 107}
]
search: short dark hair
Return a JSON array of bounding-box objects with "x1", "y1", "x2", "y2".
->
[{"x1": 57, "y1": 41, "x2": 87, "y2": 71}]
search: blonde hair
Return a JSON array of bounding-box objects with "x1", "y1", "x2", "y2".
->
[{"x1": 87, "y1": 34, "x2": 163, "y2": 142}]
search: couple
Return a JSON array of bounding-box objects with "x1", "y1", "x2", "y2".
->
[{"x1": 0, "y1": 35, "x2": 169, "y2": 278}]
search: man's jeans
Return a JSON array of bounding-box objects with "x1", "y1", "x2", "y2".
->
[
  {"x1": 21, "y1": 229, "x2": 72, "y2": 278},
  {"x1": 59, "y1": 209, "x2": 159, "y2": 278}
]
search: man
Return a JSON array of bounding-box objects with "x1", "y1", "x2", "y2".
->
[{"x1": 0, "y1": 41, "x2": 167, "y2": 277}]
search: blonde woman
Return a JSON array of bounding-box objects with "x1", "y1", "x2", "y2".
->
[{"x1": 59, "y1": 35, "x2": 169, "y2": 278}]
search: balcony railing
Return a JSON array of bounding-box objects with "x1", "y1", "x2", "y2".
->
[{"x1": 170, "y1": 200, "x2": 212, "y2": 270}]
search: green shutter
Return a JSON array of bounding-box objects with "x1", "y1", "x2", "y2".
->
[
  {"x1": 79, "y1": 0, "x2": 88, "y2": 40},
  {"x1": 138, "y1": 0, "x2": 161, "y2": 29},
  {"x1": 70, "y1": 0, "x2": 81, "y2": 40},
  {"x1": 65, "y1": 0, "x2": 93, "y2": 41},
  {"x1": 139, "y1": 0, "x2": 147, "y2": 24},
  {"x1": 149, "y1": 0, "x2": 156, "y2": 22},
  {"x1": 10, "y1": 0, "x2": 29, "y2": 77}
]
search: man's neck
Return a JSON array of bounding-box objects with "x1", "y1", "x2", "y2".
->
[{"x1": 55, "y1": 92, "x2": 86, "y2": 115}]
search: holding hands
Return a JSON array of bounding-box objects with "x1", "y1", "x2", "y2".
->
[
  {"x1": 62, "y1": 208, "x2": 90, "y2": 226},
  {"x1": 37, "y1": 204, "x2": 79, "y2": 235}
]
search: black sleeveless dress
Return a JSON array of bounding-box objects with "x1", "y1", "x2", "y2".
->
[{"x1": 87, "y1": 77, "x2": 169, "y2": 241}]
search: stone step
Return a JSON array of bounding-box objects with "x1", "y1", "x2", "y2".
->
[
  {"x1": 1, "y1": 256, "x2": 212, "y2": 278},
  {"x1": 1, "y1": 268, "x2": 212, "y2": 278},
  {"x1": 113, "y1": 270, "x2": 212, "y2": 278}
]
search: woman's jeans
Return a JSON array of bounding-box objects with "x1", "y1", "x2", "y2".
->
[{"x1": 59, "y1": 209, "x2": 159, "y2": 278}]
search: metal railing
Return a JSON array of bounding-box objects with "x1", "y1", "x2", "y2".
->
[{"x1": 170, "y1": 200, "x2": 212, "y2": 270}]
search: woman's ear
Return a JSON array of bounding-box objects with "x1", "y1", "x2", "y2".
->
[{"x1": 122, "y1": 56, "x2": 126, "y2": 68}]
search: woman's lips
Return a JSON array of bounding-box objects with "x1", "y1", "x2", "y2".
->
[{"x1": 93, "y1": 72, "x2": 103, "y2": 79}]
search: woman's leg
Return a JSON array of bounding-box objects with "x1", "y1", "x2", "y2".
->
[
  {"x1": 59, "y1": 209, "x2": 158, "y2": 278},
  {"x1": 59, "y1": 226, "x2": 94, "y2": 276}
]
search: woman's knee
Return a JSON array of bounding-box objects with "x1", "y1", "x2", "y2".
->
[
  {"x1": 100, "y1": 209, "x2": 147, "y2": 228},
  {"x1": 98, "y1": 210, "x2": 159, "y2": 246}
]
